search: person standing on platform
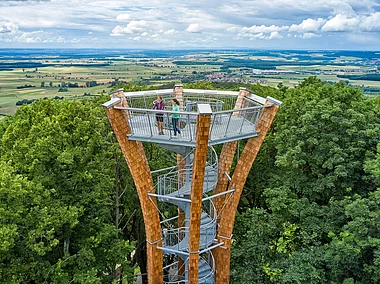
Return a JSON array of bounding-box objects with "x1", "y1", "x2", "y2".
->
[
  {"x1": 171, "y1": 98, "x2": 181, "y2": 137},
  {"x1": 153, "y1": 96, "x2": 165, "y2": 135}
]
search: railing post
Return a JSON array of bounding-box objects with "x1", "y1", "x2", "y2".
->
[
  {"x1": 147, "y1": 112, "x2": 153, "y2": 138},
  {"x1": 238, "y1": 109, "x2": 246, "y2": 134},
  {"x1": 223, "y1": 112, "x2": 232, "y2": 137}
]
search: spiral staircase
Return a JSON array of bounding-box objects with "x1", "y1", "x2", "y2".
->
[{"x1": 152, "y1": 144, "x2": 219, "y2": 283}]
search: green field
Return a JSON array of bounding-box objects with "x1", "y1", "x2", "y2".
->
[{"x1": 1, "y1": 53, "x2": 379, "y2": 117}]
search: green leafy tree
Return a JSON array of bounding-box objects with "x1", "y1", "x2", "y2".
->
[
  {"x1": 231, "y1": 78, "x2": 380, "y2": 283},
  {"x1": 0, "y1": 98, "x2": 135, "y2": 283},
  {"x1": 183, "y1": 80, "x2": 215, "y2": 90}
]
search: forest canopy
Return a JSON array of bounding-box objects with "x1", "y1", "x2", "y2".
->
[{"x1": 1, "y1": 77, "x2": 379, "y2": 283}]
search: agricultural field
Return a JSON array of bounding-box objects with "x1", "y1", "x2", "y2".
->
[{"x1": 0, "y1": 49, "x2": 379, "y2": 117}]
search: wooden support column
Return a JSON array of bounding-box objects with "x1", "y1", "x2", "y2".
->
[
  {"x1": 188, "y1": 105, "x2": 212, "y2": 284},
  {"x1": 213, "y1": 88, "x2": 251, "y2": 215},
  {"x1": 213, "y1": 98, "x2": 281, "y2": 284},
  {"x1": 103, "y1": 90, "x2": 163, "y2": 284},
  {"x1": 174, "y1": 84, "x2": 184, "y2": 110}
]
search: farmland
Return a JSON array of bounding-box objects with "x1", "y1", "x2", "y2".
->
[{"x1": 0, "y1": 49, "x2": 379, "y2": 116}]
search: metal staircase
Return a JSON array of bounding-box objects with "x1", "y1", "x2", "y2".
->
[{"x1": 151, "y1": 144, "x2": 218, "y2": 283}]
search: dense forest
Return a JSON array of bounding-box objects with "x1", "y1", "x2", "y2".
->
[
  {"x1": 337, "y1": 74, "x2": 380, "y2": 82},
  {"x1": 1, "y1": 77, "x2": 379, "y2": 283}
]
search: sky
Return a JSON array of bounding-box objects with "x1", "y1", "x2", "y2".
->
[{"x1": 0, "y1": 0, "x2": 380, "y2": 50}]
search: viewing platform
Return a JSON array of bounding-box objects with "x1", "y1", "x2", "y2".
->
[{"x1": 103, "y1": 87, "x2": 279, "y2": 146}]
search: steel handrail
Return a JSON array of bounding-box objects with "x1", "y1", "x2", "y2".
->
[
  {"x1": 115, "y1": 105, "x2": 262, "y2": 114},
  {"x1": 158, "y1": 168, "x2": 218, "y2": 197},
  {"x1": 198, "y1": 252, "x2": 215, "y2": 283}
]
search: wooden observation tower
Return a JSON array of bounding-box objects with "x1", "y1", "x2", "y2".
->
[{"x1": 103, "y1": 85, "x2": 281, "y2": 283}]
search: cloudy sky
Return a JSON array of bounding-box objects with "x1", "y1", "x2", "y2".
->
[{"x1": 0, "y1": 0, "x2": 380, "y2": 50}]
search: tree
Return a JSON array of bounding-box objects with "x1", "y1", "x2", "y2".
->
[
  {"x1": 0, "y1": 98, "x2": 135, "y2": 283},
  {"x1": 183, "y1": 80, "x2": 215, "y2": 90},
  {"x1": 0, "y1": 161, "x2": 84, "y2": 283},
  {"x1": 231, "y1": 78, "x2": 380, "y2": 283}
]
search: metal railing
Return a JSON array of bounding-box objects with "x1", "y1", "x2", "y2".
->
[
  {"x1": 163, "y1": 253, "x2": 215, "y2": 284},
  {"x1": 208, "y1": 106, "x2": 262, "y2": 142},
  {"x1": 198, "y1": 252, "x2": 215, "y2": 283},
  {"x1": 123, "y1": 108, "x2": 198, "y2": 142},
  {"x1": 184, "y1": 96, "x2": 224, "y2": 113},
  {"x1": 126, "y1": 93, "x2": 174, "y2": 109},
  {"x1": 123, "y1": 88, "x2": 239, "y2": 111},
  {"x1": 242, "y1": 96, "x2": 262, "y2": 108},
  {"x1": 116, "y1": 105, "x2": 263, "y2": 144},
  {"x1": 162, "y1": 219, "x2": 216, "y2": 251},
  {"x1": 157, "y1": 167, "x2": 218, "y2": 197},
  {"x1": 162, "y1": 199, "x2": 217, "y2": 251}
]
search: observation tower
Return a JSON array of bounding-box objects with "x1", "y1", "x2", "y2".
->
[{"x1": 103, "y1": 85, "x2": 281, "y2": 284}]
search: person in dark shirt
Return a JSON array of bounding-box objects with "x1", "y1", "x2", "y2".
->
[{"x1": 152, "y1": 96, "x2": 165, "y2": 135}]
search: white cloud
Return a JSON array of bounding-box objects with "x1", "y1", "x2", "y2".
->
[
  {"x1": 268, "y1": 31, "x2": 283, "y2": 39},
  {"x1": 110, "y1": 25, "x2": 124, "y2": 36},
  {"x1": 296, "y1": 32, "x2": 320, "y2": 39},
  {"x1": 164, "y1": 29, "x2": 178, "y2": 35},
  {"x1": 322, "y1": 14, "x2": 359, "y2": 32},
  {"x1": 289, "y1": 18, "x2": 326, "y2": 33},
  {"x1": 242, "y1": 24, "x2": 288, "y2": 33},
  {"x1": 246, "y1": 31, "x2": 283, "y2": 40},
  {"x1": 186, "y1": 23, "x2": 201, "y2": 33},
  {"x1": 110, "y1": 20, "x2": 148, "y2": 36},
  {"x1": 0, "y1": 21, "x2": 18, "y2": 34},
  {"x1": 360, "y1": 12, "x2": 380, "y2": 32},
  {"x1": 13, "y1": 31, "x2": 42, "y2": 43},
  {"x1": 116, "y1": 13, "x2": 130, "y2": 21},
  {"x1": 236, "y1": 24, "x2": 288, "y2": 40},
  {"x1": 249, "y1": 32, "x2": 265, "y2": 40},
  {"x1": 43, "y1": 36, "x2": 67, "y2": 43},
  {"x1": 0, "y1": 0, "x2": 380, "y2": 48}
]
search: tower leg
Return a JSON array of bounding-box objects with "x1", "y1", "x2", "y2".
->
[
  {"x1": 104, "y1": 103, "x2": 163, "y2": 284},
  {"x1": 214, "y1": 101, "x2": 280, "y2": 284},
  {"x1": 188, "y1": 113, "x2": 212, "y2": 284}
]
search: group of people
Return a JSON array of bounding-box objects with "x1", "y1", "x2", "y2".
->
[{"x1": 152, "y1": 96, "x2": 181, "y2": 136}]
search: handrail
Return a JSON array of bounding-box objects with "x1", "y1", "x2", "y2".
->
[
  {"x1": 114, "y1": 106, "x2": 199, "y2": 115},
  {"x1": 157, "y1": 167, "x2": 218, "y2": 197},
  {"x1": 198, "y1": 252, "x2": 215, "y2": 283},
  {"x1": 208, "y1": 145, "x2": 218, "y2": 170},
  {"x1": 183, "y1": 89, "x2": 239, "y2": 96},
  {"x1": 151, "y1": 165, "x2": 178, "y2": 175},
  {"x1": 114, "y1": 105, "x2": 262, "y2": 114},
  {"x1": 162, "y1": 252, "x2": 215, "y2": 284}
]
